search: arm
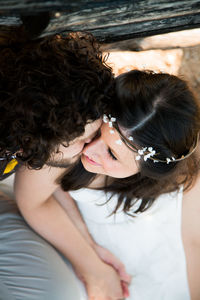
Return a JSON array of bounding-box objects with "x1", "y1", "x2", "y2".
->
[
  {"x1": 182, "y1": 174, "x2": 200, "y2": 300},
  {"x1": 54, "y1": 187, "x2": 131, "y2": 287},
  {"x1": 14, "y1": 166, "x2": 124, "y2": 299},
  {"x1": 53, "y1": 187, "x2": 95, "y2": 246}
]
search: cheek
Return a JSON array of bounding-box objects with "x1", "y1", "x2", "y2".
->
[
  {"x1": 125, "y1": 160, "x2": 139, "y2": 177},
  {"x1": 103, "y1": 158, "x2": 138, "y2": 178},
  {"x1": 99, "y1": 159, "x2": 123, "y2": 177},
  {"x1": 59, "y1": 142, "x2": 84, "y2": 158},
  {"x1": 69, "y1": 142, "x2": 84, "y2": 155}
]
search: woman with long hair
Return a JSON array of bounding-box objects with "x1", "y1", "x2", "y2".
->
[{"x1": 58, "y1": 70, "x2": 200, "y2": 299}]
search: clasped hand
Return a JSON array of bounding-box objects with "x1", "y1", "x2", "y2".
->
[{"x1": 75, "y1": 243, "x2": 131, "y2": 300}]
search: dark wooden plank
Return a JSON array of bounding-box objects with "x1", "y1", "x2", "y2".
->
[
  {"x1": 44, "y1": 12, "x2": 200, "y2": 42},
  {"x1": 0, "y1": 0, "x2": 200, "y2": 42}
]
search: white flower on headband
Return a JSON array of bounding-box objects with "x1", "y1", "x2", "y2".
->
[
  {"x1": 138, "y1": 147, "x2": 147, "y2": 155},
  {"x1": 136, "y1": 146, "x2": 157, "y2": 162},
  {"x1": 166, "y1": 158, "x2": 171, "y2": 164},
  {"x1": 103, "y1": 114, "x2": 108, "y2": 123},
  {"x1": 109, "y1": 121, "x2": 113, "y2": 128},
  {"x1": 103, "y1": 114, "x2": 116, "y2": 125},
  {"x1": 166, "y1": 157, "x2": 176, "y2": 164},
  {"x1": 103, "y1": 114, "x2": 117, "y2": 133},
  {"x1": 111, "y1": 117, "x2": 116, "y2": 122},
  {"x1": 115, "y1": 139, "x2": 122, "y2": 145},
  {"x1": 138, "y1": 149, "x2": 144, "y2": 155},
  {"x1": 144, "y1": 153, "x2": 153, "y2": 161},
  {"x1": 135, "y1": 155, "x2": 141, "y2": 160},
  {"x1": 128, "y1": 136, "x2": 134, "y2": 141}
]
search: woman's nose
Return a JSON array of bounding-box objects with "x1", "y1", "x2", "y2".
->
[{"x1": 83, "y1": 137, "x2": 106, "y2": 158}]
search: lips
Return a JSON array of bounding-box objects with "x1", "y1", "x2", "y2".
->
[{"x1": 83, "y1": 154, "x2": 102, "y2": 166}]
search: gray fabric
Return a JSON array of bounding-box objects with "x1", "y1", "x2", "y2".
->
[{"x1": 0, "y1": 194, "x2": 86, "y2": 300}]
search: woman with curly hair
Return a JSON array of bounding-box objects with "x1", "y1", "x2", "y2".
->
[{"x1": 51, "y1": 70, "x2": 200, "y2": 299}]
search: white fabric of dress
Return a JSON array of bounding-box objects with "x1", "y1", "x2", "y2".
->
[{"x1": 69, "y1": 188, "x2": 191, "y2": 300}]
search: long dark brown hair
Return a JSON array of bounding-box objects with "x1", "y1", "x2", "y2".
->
[{"x1": 61, "y1": 70, "x2": 200, "y2": 214}]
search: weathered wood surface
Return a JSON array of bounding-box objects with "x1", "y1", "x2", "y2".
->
[{"x1": 0, "y1": 0, "x2": 200, "y2": 42}]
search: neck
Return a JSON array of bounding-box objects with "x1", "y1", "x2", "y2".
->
[{"x1": 88, "y1": 174, "x2": 111, "y2": 189}]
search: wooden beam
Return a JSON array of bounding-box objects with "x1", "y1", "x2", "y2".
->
[{"x1": 0, "y1": 0, "x2": 199, "y2": 42}]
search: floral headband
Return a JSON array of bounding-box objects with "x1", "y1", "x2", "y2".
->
[{"x1": 103, "y1": 114, "x2": 199, "y2": 164}]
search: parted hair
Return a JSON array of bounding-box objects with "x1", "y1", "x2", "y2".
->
[
  {"x1": 0, "y1": 26, "x2": 113, "y2": 168},
  {"x1": 61, "y1": 70, "x2": 200, "y2": 215}
]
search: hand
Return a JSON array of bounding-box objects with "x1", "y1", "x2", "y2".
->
[
  {"x1": 83, "y1": 260, "x2": 125, "y2": 300},
  {"x1": 93, "y1": 244, "x2": 131, "y2": 298}
]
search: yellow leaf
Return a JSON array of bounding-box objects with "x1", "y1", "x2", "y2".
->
[{"x1": 3, "y1": 159, "x2": 18, "y2": 174}]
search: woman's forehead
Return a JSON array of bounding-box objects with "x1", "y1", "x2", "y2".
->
[{"x1": 102, "y1": 122, "x2": 136, "y2": 158}]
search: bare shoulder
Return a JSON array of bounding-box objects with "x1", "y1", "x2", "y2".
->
[
  {"x1": 16, "y1": 164, "x2": 66, "y2": 183},
  {"x1": 182, "y1": 173, "x2": 200, "y2": 300},
  {"x1": 15, "y1": 164, "x2": 66, "y2": 190},
  {"x1": 182, "y1": 173, "x2": 200, "y2": 238},
  {"x1": 14, "y1": 165, "x2": 66, "y2": 206},
  {"x1": 183, "y1": 173, "x2": 200, "y2": 212},
  {"x1": 182, "y1": 172, "x2": 200, "y2": 262}
]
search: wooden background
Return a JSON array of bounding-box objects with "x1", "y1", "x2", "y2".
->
[{"x1": 0, "y1": 0, "x2": 200, "y2": 42}]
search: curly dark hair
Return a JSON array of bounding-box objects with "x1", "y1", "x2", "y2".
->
[
  {"x1": 61, "y1": 70, "x2": 200, "y2": 215},
  {"x1": 0, "y1": 26, "x2": 113, "y2": 168}
]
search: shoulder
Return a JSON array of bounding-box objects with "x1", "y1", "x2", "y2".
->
[
  {"x1": 182, "y1": 172, "x2": 200, "y2": 244},
  {"x1": 183, "y1": 173, "x2": 200, "y2": 208},
  {"x1": 15, "y1": 164, "x2": 66, "y2": 185},
  {"x1": 182, "y1": 173, "x2": 200, "y2": 299},
  {"x1": 14, "y1": 165, "x2": 66, "y2": 206}
]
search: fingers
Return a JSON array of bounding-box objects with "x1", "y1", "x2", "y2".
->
[
  {"x1": 101, "y1": 250, "x2": 131, "y2": 284},
  {"x1": 109, "y1": 258, "x2": 131, "y2": 284},
  {"x1": 117, "y1": 265, "x2": 131, "y2": 284},
  {"x1": 93, "y1": 244, "x2": 131, "y2": 298},
  {"x1": 121, "y1": 281, "x2": 130, "y2": 298},
  {"x1": 94, "y1": 244, "x2": 131, "y2": 284}
]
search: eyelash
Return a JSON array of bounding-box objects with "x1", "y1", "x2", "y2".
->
[{"x1": 108, "y1": 148, "x2": 117, "y2": 160}]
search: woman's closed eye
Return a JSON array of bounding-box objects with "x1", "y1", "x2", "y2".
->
[{"x1": 108, "y1": 148, "x2": 117, "y2": 160}]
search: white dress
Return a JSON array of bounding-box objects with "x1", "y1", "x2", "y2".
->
[{"x1": 69, "y1": 188, "x2": 190, "y2": 300}]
